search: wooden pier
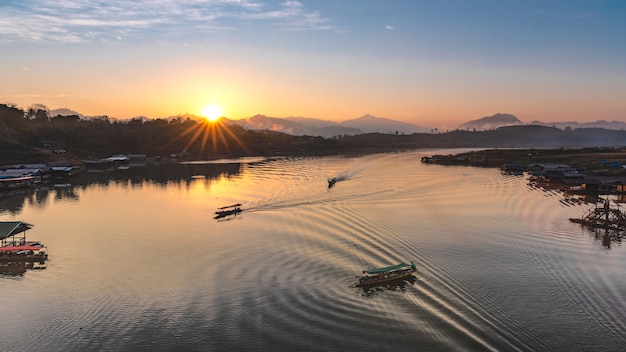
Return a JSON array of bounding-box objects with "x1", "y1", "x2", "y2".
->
[{"x1": 569, "y1": 200, "x2": 626, "y2": 231}]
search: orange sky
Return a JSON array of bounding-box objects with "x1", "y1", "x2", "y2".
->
[{"x1": 2, "y1": 1, "x2": 626, "y2": 129}]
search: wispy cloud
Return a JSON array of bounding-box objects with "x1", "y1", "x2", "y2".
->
[
  {"x1": 0, "y1": 0, "x2": 333, "y2": 44},
  {"x1": 242, "y1": 1, "x2": 331, "y2": 30}
]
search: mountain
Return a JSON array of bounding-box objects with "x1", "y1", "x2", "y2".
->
[
  {"x1": 223, "y1": 114, "x2": 360, "y2": 136},
  {"x1": 47, "y1": 107, "x2": 625, "y2": 135},
  {"x1": 50, "y1": 108, "x2": 83, "y2": 117},
  {"x1": 225, "y1": 114, "x2": 429, "y2": 137},
  {"x1": 459, "y1": 113, "x2": 522, "y2": 131},
  {"x1": 339, "y1": 114, "x2": 430, "y2": 134},
  {"x1": 458, "y1": 113, "x2": 626, "y2": 131},
  {"x1": 530, "y1": 120, "x2": 626, "y2": 130},
  {"x1": 284, "y1": 116, "x2": 338, "y2": 128}
]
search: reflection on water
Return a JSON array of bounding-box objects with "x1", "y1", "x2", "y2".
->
[
  {"x1": 0, "y1": 161, "x2": 246, "y2": 215},
  {"x1": 0, "y1": 260, "x2": 47, "y2": 276},
  {"x1": 355, "y1": 275, "x2": 418, "y2": 298},
  {"x1": 589, "y1": 227, "x2": 625, "y2": 249},
  {"x1": 0, "y1": 150, "x2": 625, "y2": 352}
]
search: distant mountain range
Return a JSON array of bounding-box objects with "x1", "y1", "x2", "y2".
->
[
  {"x1": 220, "y1": 114, "x2": 431, "y2": 137},
  {"x1": 458, "y1": 113, "x2": 626, "y2": 131},
  {"x1": 224, "y1": 113, "x2": 626, "y2": 136},
  {"x1": 49, "y1": 108, "x2": 626, "y2": 137}
]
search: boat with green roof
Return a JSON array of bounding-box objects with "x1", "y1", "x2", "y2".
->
[{"x1": 357, "y1": 262, "x2": 416, "y2": 286}]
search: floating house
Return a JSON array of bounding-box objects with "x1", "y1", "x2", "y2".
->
[{"x1": 528, "y1": 163, "x2": 584, "y2": 181}]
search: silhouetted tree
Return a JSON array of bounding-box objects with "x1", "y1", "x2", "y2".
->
[
  {"x1": 26, "y1": 104, "x2": 50, "y2": 124},
  {"x1": 0, "y1": 103, "x2": 25, "y2": 128}
]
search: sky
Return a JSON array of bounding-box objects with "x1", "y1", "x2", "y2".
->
[{"x1": 1, "y1": 0, "x2": 626, "y2": 129}]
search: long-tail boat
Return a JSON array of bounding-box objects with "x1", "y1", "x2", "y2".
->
[
  {"x1": 214, "y1": 203, "x2": 242, "y2": 219},
  {"x1": 357, "y1": 262, "x2": 416, "y2": 286}
]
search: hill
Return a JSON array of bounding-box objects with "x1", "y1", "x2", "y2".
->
[
  {"x1": 339, "y1": 114, "x2": 429, "y2": 134},
  {"x1": 3, "y1": 103, "x2": 626, "y2": 165},
  {"x1": 225, "y1": 114, "x2": 429, "y2": 137},
  {"x1": 49, "y1": 107, "x2": 626, "y2": 134},
  {"x1": 530, "y1": 120, "x2": 626, "y2": 130},
  {"x1": 459, "y1": 113, "x2": 522, "y2": 131},
  {"x1": 457, "y1": 113, "x2": 626, "y2": 131}
]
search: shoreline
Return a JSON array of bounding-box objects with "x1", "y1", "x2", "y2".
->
[{"x1": 422, "y1": 147, "x2": 626, "y2": 176}]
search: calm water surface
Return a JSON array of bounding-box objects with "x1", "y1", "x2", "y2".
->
[{"x1": 1, "y1": 150, "x2": 625, "y2": 351}]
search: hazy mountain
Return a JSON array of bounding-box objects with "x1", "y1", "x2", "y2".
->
[
  {"x1": 49, "y1": 107, "x2": 117, "y2": 121},
  {"x1": 531, "y1": 120, "x2": 626, "y2": 130},
  {"x1": 50, "y1": 108, "x2": 83, "y2": 117},
  {"x1": 47, "y1": 107, "x2": 626, "y2": 134},
  {"x1": 225, "y1": 114, "x2": 429, "y2": 137},
  {"x1": 284, "y1": 116, "x2": 338, "y2": 128},
  {"x1": 222, "y1": 114, "x2": 357, "y2": 136},
  {"x1": 340, "y1": 114, "x2": 430, "y2": 134},
  {"x1": 458, "y1": 113, "x2": 626, "y2": 132},
  {"x1": 459, "y1": 113, "x2": 522, "y2": 131}
]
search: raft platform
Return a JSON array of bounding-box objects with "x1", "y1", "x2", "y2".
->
[{"x1": 569, "y1": 200, "x2": 626, "y2": 231}]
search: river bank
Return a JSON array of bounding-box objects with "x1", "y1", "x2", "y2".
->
[{"x1": 423, "y1": 147, "x2": 626, "y2": 175}]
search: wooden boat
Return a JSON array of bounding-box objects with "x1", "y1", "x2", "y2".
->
[
  {"x1": 0, "y1": 176, "x2": 36, "y2": 192},
  {"x1": 357, "y1": 262, "x2": 416, "y2": 287},
  {"x1": 328, "y1": 178, "x2": 338, "y2": 188},
  {"x1": 214, "y1": 203, "x2": 242, "y2": 219}
]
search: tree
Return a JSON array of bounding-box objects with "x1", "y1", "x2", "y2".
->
[
  {"x1": 26, "y1": 104, "x2": 50, "y2": 124},
  {"x1": 0, "y1": 103, "x2": 25, "y2": 128}
]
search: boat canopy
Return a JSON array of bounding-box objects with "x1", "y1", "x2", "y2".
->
[
  {"x1": 363, "y1": 263, "x2": 410, "y2": 275},
  {"x1": 217, "y1": 203, "x2": 242, "y2": 210},
  {"x1": 0, "y1": 221, "x2": 34, "y2": 240}
]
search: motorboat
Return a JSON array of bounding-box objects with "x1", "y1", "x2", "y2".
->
[
  {"x1": 214, "y1": 203, "x2": 242, "y2": 219},
  {"x1": 357, "y1": 262, "x2": 416, "y2": 287}
]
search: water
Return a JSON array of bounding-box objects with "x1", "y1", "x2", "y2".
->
[{"x1": 1, "y1": 150, "x2": 625, "y2": 351}]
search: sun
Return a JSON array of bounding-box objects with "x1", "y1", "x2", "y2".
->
[{"x1": 201, "y1": 104, "x2": 223, "y2": 122}]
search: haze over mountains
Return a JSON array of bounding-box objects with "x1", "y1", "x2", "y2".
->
[{"x1": 49, "y1": 108, "x2": 626, "y2": 137}]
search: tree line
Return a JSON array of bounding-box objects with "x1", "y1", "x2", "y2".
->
[
  {"x1": 0, "y1": 103, "x2": 340, "y2": 164},
  {"x1": 2, "y1": 103, "x2": 625, "y2": 166}
]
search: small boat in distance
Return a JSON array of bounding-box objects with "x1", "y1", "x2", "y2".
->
[
  {"x1": 214, "y1": 203, "x2": 242, "y2": 219},
  {"x1": 328, "y1": 178, "x2": 338, "y2": 188},
  {"x1": 357, "y1": 262, "x2": 416, "y2": 287}
]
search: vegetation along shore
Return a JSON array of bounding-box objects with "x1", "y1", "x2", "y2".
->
[
  {"x1": 1, "y1": 103, "x2": 626, "y2": 170},
  {"x1": 422, "y1": 148, "x2": 626, "y2": 176}
]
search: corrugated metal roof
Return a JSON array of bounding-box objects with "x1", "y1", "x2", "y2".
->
[{"x1": 0, "y1": 221, "x2": 34, "y2": 240}]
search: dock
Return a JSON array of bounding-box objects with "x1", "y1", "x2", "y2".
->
[{"x1": 569, "y1": 200, "x2": 626, "y2": 231}]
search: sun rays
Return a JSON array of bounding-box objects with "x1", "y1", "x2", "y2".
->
[
  {"x1": 167, "y1": 118, "x2": 248, "y2": 158},
  {"x1": 201, "y1": 104, "x2": 223, "y2": 122}
]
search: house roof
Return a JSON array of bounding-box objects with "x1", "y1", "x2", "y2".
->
[
  {"x1": 529, "y1": 163, "x2": 574, "y2": 170},
  {"x1": 583, "y1": 176, "x2": 626, "y2": 185},
  {"x1": 0, "y1": 221, "x2": 34, "y2": 240}
]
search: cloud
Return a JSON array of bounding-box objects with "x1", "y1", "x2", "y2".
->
[
  {"x1": 0, "y1": 0, "x2": 334, "y2": 44},
  {"x1": 385, "y1": 25, "x2": 395, "y2": 30},
  {"x1": 238, "y1": 1, "x2": 331, "y2": 30}
]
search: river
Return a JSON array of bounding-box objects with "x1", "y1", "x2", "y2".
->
[{"x1": 1, "y1": 150, "x2": 625, "y2": 351}]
